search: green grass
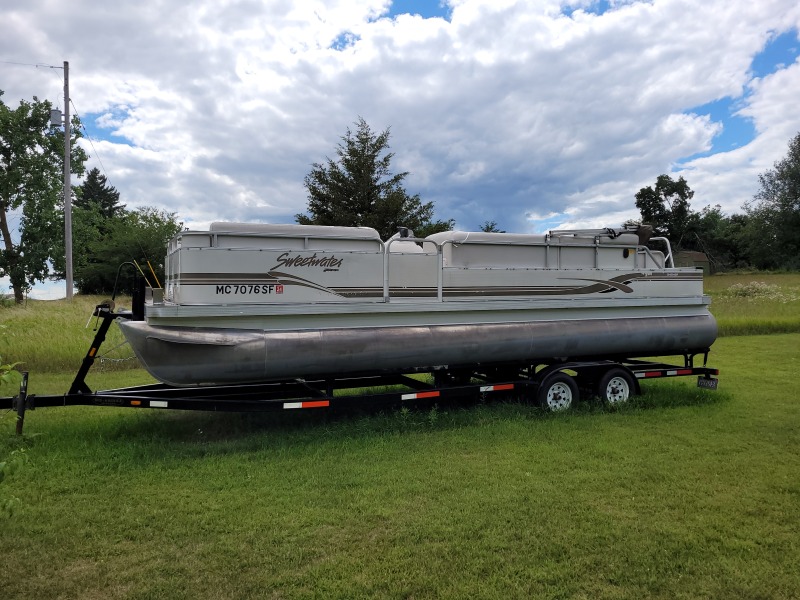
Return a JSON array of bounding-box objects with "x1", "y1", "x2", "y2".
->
[{"x1": 1, "y1": 334, "x2": 799, "y2": 599}]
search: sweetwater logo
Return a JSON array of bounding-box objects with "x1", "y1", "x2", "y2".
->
[{"x1": 272, "y1": 252, "x2": 344, "y2": 272}]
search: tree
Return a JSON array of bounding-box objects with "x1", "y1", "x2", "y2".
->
[
  {"x1": 744, "y1": 132, "x2": 800, "y2": 270},
  {"x1": 75, "y1": 167, "x2": 125, "y2": 218},
  {"x1": 692, "y1": 205, "x2": 750, "y2": 271},
  {"x1": 53, "y1": 167, "x2": 125, "y2": 282},
  {"x1": 0, "y1": 90, "x2": 87, "y2": 303},
  {"x1": 297, "y1": 117, "x2": 453, "y2": 240},
  {"x1": 70, "y1": 201, "x2": 109, "y2": 291},
  {"x1": 75, "y1": 206, "x2": 183, "y2": 295},
  {"x1": 634, "y1": 174, "x2": 698, "y2": 249},
  {"x1": 480, "y1": 220, "x2": 505, "y2": 233}
]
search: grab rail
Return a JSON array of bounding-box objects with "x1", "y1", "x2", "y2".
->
[
  {"x1": 384, "y1": 237, "x2": 442, "y2": 302},
  {"x1": 648, "y1": 237, "x2": 674, "y2": 268}
]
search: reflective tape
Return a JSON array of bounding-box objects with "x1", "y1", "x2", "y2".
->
[
  {"x1": 480, "y1": 384, "x2": 515, "y2": 392},
  {"x1": 400, "y1": 391, "x2": 440, "y2": 400},
  {"x1": 283, "y1": 400, "x2": 330, "y2": 409}
]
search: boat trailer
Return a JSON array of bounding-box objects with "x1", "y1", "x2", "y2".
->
[{"x1": 1, "y1": 303, "x2": 719, "y2": 435}]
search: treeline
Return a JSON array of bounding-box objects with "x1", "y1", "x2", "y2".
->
[{"x1": 633, "y1": 132, "x2": 800, "y2": 272}]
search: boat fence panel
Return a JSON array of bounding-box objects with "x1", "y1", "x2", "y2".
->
[{"x1": 387, "y1": 253, "x2": 440, "y2": 297}]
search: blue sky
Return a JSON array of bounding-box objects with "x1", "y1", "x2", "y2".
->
[
  {"x1": 2, "y1": 0, "x2": 800, "y2": 298},
  {"x1": 386, "y1": 0, "x2": 451, "y2": 20}
]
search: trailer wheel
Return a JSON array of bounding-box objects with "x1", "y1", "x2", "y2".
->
[
  {"x1": 538, "y1": 373, "x2": 578, "y2": 411},
  {"x1": 597, "y1": 368, "x2": 635, "y2": 405}
]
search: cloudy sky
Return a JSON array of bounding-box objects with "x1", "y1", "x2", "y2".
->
[{"x1": 2, "y1": 0, "x2": 800, "y2": 296}]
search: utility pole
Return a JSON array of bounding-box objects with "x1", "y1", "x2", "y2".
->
[{"x1": 63, "y1": 60, "x2": 73, "y2": 300}]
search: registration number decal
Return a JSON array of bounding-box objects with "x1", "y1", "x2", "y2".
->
[{"x1": 215, "y1": 284, "x2": 284, "y2": 295}]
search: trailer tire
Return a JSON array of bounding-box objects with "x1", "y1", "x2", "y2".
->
[
  {"x1": 538, "y1": 373, "x2": 578, "y2": 411},
  {"x1": 597, "y1": 368, "x2": 635, "y2": 405}
]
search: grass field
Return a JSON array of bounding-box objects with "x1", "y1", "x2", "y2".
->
[{"x1": 1, "y1": 274, "x2": 799, "y2": 599}]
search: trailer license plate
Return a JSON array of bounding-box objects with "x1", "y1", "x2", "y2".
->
[{"x1": 697, "y1": 376, "x2": 718, "y2": 390}]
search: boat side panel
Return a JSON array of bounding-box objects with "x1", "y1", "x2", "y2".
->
[{"x1": 165, "y1": 243, "x2": 705, "y2": 305}]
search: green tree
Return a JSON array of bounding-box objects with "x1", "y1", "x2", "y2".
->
[
  {"x1": 692, "y1": 206, "x2": 751, "y2": 272},
  {"x1": 70, "y1": 201, "x2": 108, "y2": 291},
  {"x1": 634, "y1": 174, "x2": 698, "y2": 249},
  {"x1": 76, "y1": 206, "x2": 182, "y2": 295},
  {"x1": 54, "y1": 168, "x2": 124, "y2": 282},
  {"x1": 0, "y1": 91, "x2": 87, "y2": 303},
  {"x1": 297, "y1": 117, "x2": 453, "y2": 240},
  {"x1": 75, "y1": 167, "x2": 125, "y2": 218},
  {"x1": 743, "y1": 132, "x2": 800, "y2": 270},
  {"x1": 480, "y1": 220, "x2": 505, "y2": 233}
]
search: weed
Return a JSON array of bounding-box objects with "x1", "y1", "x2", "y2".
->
[
  {"x1": 0, "y1": 356, "x2": 22, "y2": 388},
  {"x1": 0, "y1": 296, "x2": 140, "y2": 373},
  {"x1": 706, "y1": 274, "x2": 800, "y2": 336},
  {"x1": 0, "y1": 448, "x2": 28, "y2": 518},
  {"x1": 427, "y1": 404, "x2": 440, "y2": 427}
]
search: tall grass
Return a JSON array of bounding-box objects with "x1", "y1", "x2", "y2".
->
[
  {"x1": 0, "y1": 295, "x2": 138, "y2": 373},
  {"x1": 706, "y1": 273, "x2": 800, "y2": 336}
]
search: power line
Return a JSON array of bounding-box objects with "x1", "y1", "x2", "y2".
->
[
  {"x1": 0, "y1": 59, "x2": 61, "y2": 69},
  {"x1": 69, "y1": 98, "x2": 109, "y2": 176}
]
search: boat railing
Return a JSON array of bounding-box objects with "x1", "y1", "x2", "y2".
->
[
  {"x1": 171, "y1": 229, "x2": 387, "y2": 252},
  {"x1": 168, "y1": 228, "x2": 676, "y2": 305},
  {"x1": 384, "y1": 236, "x2": 443, "y2": 302},
  {"x1": 382, "y1": 233, "x2": 675, "y2": 303},
  {"x1": 546, "y1": 227, "x2": 634, "y2": 238},
  {"x1": 547, "y1": 227, "x2": 676, "y2": 268},
  {"x1": 430, "y1": 235, "x2": 647, "y2": 270},
  {"x1": 648, "y1": 237, "x2": 674, "y2": 268}
]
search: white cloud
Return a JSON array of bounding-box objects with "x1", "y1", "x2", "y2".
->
[
  {"x1": 678, "y1": 57, "x2": 800, "y2": 214},
  {"x1": 1, "y1": 0, "x2": 799, "y2": 251}
]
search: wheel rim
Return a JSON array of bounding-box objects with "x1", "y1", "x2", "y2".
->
[
  {"x1": 545, "y1": 382, "x2": 573, "y2": 410},
  {"x1": 604, "y1": 376, "x2": 630, "y2": 404}
]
